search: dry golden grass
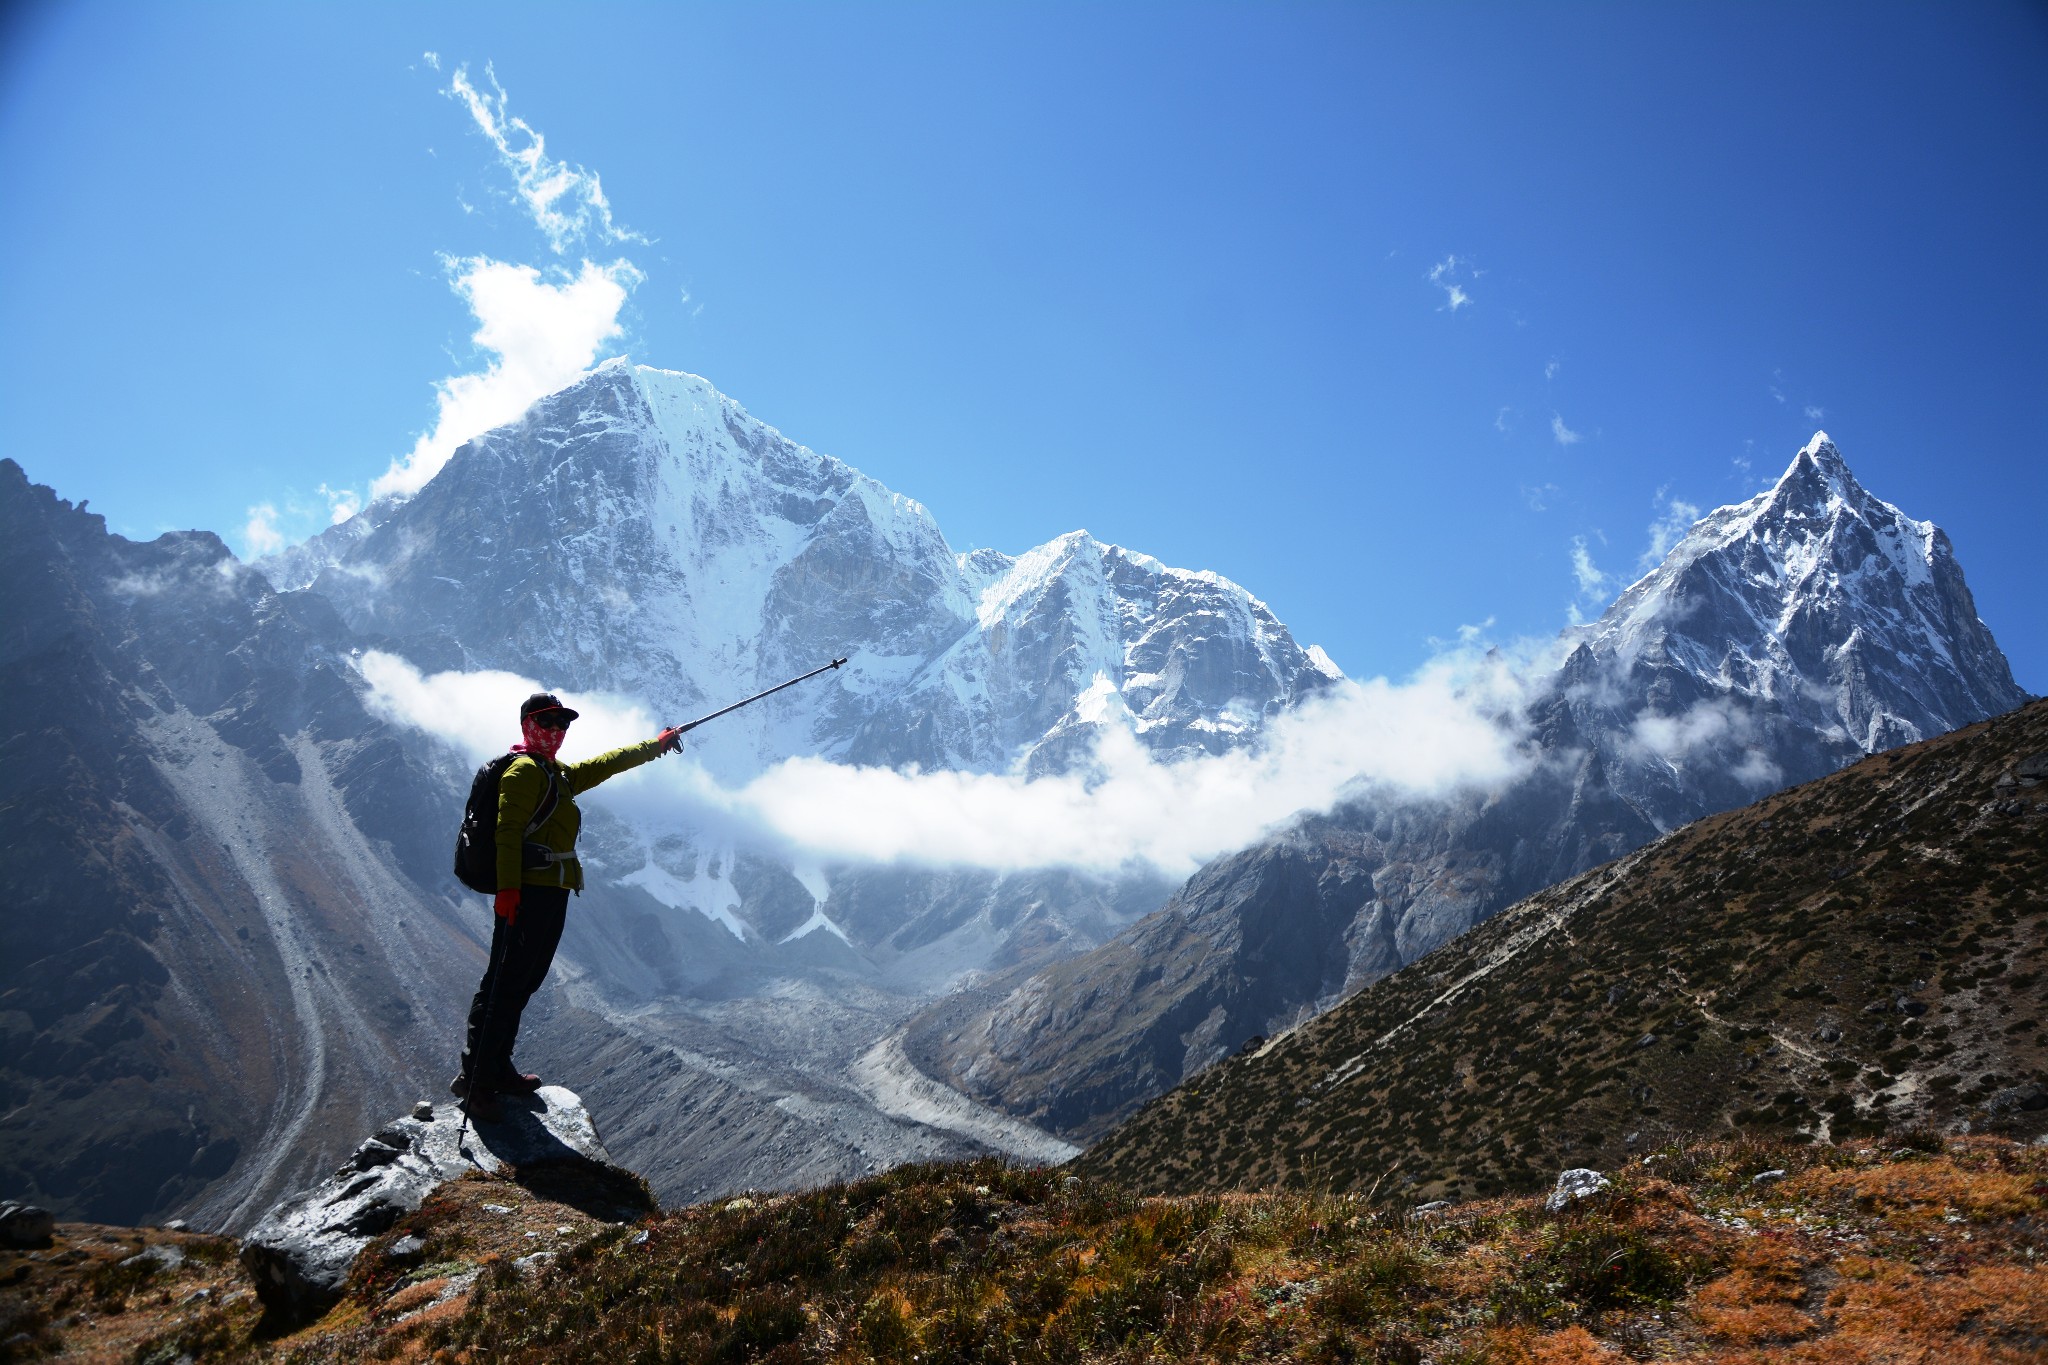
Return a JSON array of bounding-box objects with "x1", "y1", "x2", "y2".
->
[
  {"x1": 8, "y1": 1135, "x2": 2044, "y2": 1363},
  {"x1": 1692, "y1": 1240, "x2": 1817, "y2": 1345},
  {"x1": 1794, "y1": 1160, "x2": 2044, "y2": 1222}
]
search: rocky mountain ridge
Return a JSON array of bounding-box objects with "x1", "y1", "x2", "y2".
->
[
  {"x1": 1075, "y1": 697, "x2": 2048, "y2": 1197},
  {"x1": 0, "y1": 461, "x2": 476, "y2": 1233},
  {"x1": 923, "y1": 436, "x2": 2031, "y2": 1140}
]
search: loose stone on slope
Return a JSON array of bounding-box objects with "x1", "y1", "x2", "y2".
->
[{"x1": 1544, "y1": 1168, "x2": 1611, "y2": 1212}]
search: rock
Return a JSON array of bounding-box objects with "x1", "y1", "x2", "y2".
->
[
  {"x1": 1813, "y1": 1025, "x2": 1843, "y2": 1044},
  {"x1": 1635, "y1": 1033, "x2": 1660, "y2": 1050},
  {"x1": 513, "y1": 1251, "x2": 556, "y2": 1276},
  {"x1": 2016, "y1": 752, "x2": 2048, "y2": 782},
  {"x1": 1986, "y1": 1083, "x2": 2048, "y2": 1116},
  {"x1": 1894, "y1": 996, "x2": 1928, "y2": 1017},
  {"x1": 119, "y1": 1243, "x2": 186, "y2": 1273},
  {"x1": 1544, "y1": 1168, "x2": 1611, "y2": 1212},
  {"x1": 384, "y1": 1234, "x2": 425, "y2": 1261},
  {"x1": 1750, "y1": 1169, "x2": 1788, "y2": 1186},
  {"x1": 163, "y1": 1219, "x2": 190, "y2": 1233},
  {"x1": 1412, "y1": 1200, "x2": 1452, "y2": 1213},
  {"x1": 239, "y1": 1085, "x2": 645, "y2": 1326},
  {"x1": 0, "y1": 1203, "x2": 54, "y2": 1249},
  {"x1": 412, "y1": 1102, "x2": 435, "y2": 1121}
]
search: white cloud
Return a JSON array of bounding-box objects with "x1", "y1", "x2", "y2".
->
[
  {"x1": 422, "y1": 51, "x2": 441, "y2": 71},
  {"x1": 359, "y1": 650, "x2": 1535, "y2": 880},
  {"x1": 1637, "y1": 493, "x2": 1702, "y2": 574},
  {"x1": 242, "y1": 503, "x2": 286, "y2": 556},
  {"x1": 369, "y1": 255, "x2": 641, "y2": 501},
  {"x1": 317, "y1": 483, "x2": 361, "y2": 525},
  {"x1": 1569, "y1": 535, "x2": 1612, "y2": 620},
  {"x1": 1551, "y1": 413, "x2": 1581, "y2": 446},
  {"x1": 1627, "y1": 697, "x2": 1782, "y2": 789},
  {"x1": 1495, "y1": 407, "x2": 1513, "y2": 433},
  {"x1": 1521, "y1": 482, "x2": 1560, "y2": 512},
  {"x1": 1544, "y1": 359, "x2": 1560, "y2": 380},
  {"x1": 448, "y1": 63, "x2": 641, "y2": 254},
  {"x1": 1803, "y1": 404, "x2": 1825, "y2": 422},
  {"x1": 1427, "y1": 254, "x2": 1474, "y2": 311}
]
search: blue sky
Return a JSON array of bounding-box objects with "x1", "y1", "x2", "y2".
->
[{"x1": 2, "y1": 2, "x2": 2043, "y2": 691}]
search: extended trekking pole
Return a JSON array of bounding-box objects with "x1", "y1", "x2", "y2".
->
[{"x1": 668, "y1": 657, "x2": 848, "y2": 735}]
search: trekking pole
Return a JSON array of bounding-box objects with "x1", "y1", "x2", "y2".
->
[{"x1": 667, "y1": 657, "x2": 848, "y2": 735}]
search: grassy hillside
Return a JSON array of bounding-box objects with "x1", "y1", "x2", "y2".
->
[
  {"x1": 5, "y1": 1137, "x2": 2044, "y2": 1362},
  {"x1": 1078, "y1": 699, "x2": 2048, "y2": 1201}
]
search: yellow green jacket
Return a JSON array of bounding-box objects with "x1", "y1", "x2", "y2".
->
[{"x1": 494, "y1": 738, "x2": 665, "y2": 891}]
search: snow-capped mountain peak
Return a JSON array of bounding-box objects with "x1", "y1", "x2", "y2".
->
[
  {"x1": 276, "y1": 359, "x2": 1338, "y2": 781},
  {"x1": 1583, "y1": 433, "x2": 2022, "y2": 757}
]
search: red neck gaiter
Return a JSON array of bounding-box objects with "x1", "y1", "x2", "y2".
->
[{"x1": 514, "y1": 718, "x2": 565, "y2": 762}]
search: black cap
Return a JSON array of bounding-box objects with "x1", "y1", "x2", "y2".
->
[{"x1": 520, "y1": 692, "x2": 580, "y2": 723}]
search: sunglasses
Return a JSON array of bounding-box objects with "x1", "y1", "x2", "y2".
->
[{"x1": 529, "y1": 712, "x2": 574, "y2": 731}]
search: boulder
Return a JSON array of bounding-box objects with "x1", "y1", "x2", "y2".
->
[
  {"x1": 1544, "y1": 1168, "x2": 1611, "y2": 1212},
  {"x1": 239, "y1": 1086, "x2": 647, "y2": 1325},
  {"x1": 0, "y1": 1201, "x2": 54, "y2": 1249}
]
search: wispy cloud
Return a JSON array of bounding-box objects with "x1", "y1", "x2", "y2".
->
[
  {"x1": 366, "y1": 65, "x2": 650, "y2": 501},
  {"x1": 1570, "y1": 535, "x2": 1611, "y2": 608},
  {"x1": 1427, "y1": 254, "x2": 1475, "y2": 311},
  {"x1": 317, "y1": 483, "x2": 361, "y2": 525},
  {"x1": 242, "y1": 504, "x2": 286, "y2": 557},
  {"x1": 1803, "y1": 404, "x2": 1825, "y2": 423},
  {"x1": 448, "y1": 63, "x2": 643, "y2": 254},
  {"x1": 422, "y1": 51, "x2": 441, "y2": 72},
  {"x1": 1627, "y1": 697, "x2": 1783, "y2": 789},
  {"x1": 370, "y1": 255, "x2": 641, "y2": 501},
  {"x1": 1551, "y1": 413, "x2": 1582, "y2": 446},
  {"x1": 1636, "y1": 491, "x2": 1702, "y2": 575},
  {"x1": 1494, "y1": 407, "x2": 1513, "y2": 433},
  {"x1": 1544, "y1": 358, "x2": 1560, "y2": 381},
  {"x1": 360, "y1": 650, "x2": 1535, "y2": 880},
  {"x1": 1521, "y1": 482, "x2": 1561, "y2": 512}
]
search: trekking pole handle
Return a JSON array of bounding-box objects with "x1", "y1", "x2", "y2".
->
[{"x1": 670, "y1": 657, "x2": 848, "y2": 735}]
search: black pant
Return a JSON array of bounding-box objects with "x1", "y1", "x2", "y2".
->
[{"x1": 461, "y1": 885, "x2": 569, "y2": 1087}]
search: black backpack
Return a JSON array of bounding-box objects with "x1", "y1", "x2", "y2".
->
[{"x1": 453, "y1": 754, "x2": 561, "y2": 893}]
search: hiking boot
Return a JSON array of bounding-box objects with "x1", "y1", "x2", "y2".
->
[
  {"x1": 494, "y1": 1068, "x2": 543, "y2": 1095},
  {"x1": 449, "y1": 1072, "x2": 473, "y2": 1099},
  {"x1": 460, "y1": 1087, "x2": 505, "y2": 1123}
]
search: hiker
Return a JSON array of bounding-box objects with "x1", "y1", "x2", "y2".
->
[{"x1": 454, "y1": 691, "x2": 683, "y2": 1120}]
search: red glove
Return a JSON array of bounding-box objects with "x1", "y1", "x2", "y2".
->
[
  {"x1": 656, "y1": 726, "x2": 685, "y2": 755},
  {"x1": 493, "y1": 887, "x2": 521, "y2": 925}
]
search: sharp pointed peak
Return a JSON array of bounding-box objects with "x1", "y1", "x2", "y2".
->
[{"x1": 1767, "y1": 430, "x2": 1865, "y2": 507}]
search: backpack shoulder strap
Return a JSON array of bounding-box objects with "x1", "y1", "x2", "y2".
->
[{"x1": 523, "y1": 758, "x2": 561, "y2": 836}]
